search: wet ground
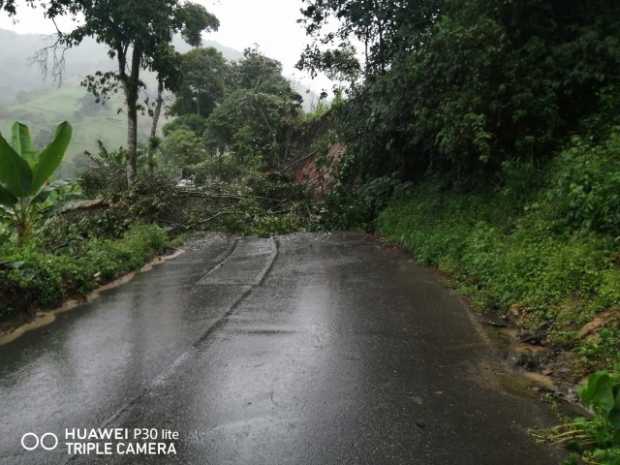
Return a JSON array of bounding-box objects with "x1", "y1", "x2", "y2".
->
[{"x1": 0, "y1": 233, "x2": 561, "y2": 465}]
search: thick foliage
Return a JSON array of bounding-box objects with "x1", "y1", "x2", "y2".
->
[
  {"x1": 170, "y1": 47, "x2": 227, "y2": 119},
  {"x1": 0, "y1": 121, "x2": 72, "y2": 243},
  {"x1": 317, "y1": 175, "x2": 402, "y2": 231},
  {"x1": 229, "y1": 48, "x2": 299, "y2": 97},
  {"x1": 0, "y1": 224, "x2": 168, "y2": 321},
  {"x1": 160, "y1": 128, "x2": 208, "y2": 176},
  {"x1": 377, "y1": 133, "x2": 620, "y2": 375},
  {"x1": 186, "y1": 155, "x2": 245, "y2": 184},
  {"x1": 166, "y1": 47, "x2": 303, "y2": 172},
  {"x1": 205, "y1": 90, "x2": 300, "y2": 169},
  {"x1": 546, "y1": 132, "x2": 620, "y2": 235},
  {"x1": 162, "y1": 114, "x2": 209, "y2": 137},
  {"x1": 301, "y1": 0, "x2": 620, "y2": 183},
  {"x1": 299, "y1": 0, "x2": 440, "y2": 76}
]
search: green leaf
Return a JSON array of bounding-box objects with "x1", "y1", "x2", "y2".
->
[
  {"x1": 0, "y1": 184, "x2": 17, "y2": 207},
  {"x1": 31, "y1": 122, "x2": 72, "y2": 194},
  {"x1": 0, "y1": 131, "x2": 33, "y2": 197},
  {"x1": 612, "y1": 389, "x2": 620, "y2": 430},
  {"x1": 580, "y1": 372, "x2": 616, "y2": 415},
  {"x1": 609, "y1": 408, "x2": 620, "y2": 430},
  {"x1": 11, "y1": 122, "x2": 37, "y2": 165}
]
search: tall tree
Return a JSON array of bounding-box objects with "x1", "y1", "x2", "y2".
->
[
  {"x1": 150, "y1": 2, "x2": 220, "y2": 136},
  {"x1": 170, "y1": 47, "x2": 228, "y2": 119},
  {"x1": 297, "y1": 0, "x2": 441, "y2": 78},
  {"x1": 0, "y1": 0, "x2": 23, "y2": 15},
  {"x1": 43, "y1": 0, "x2": 219, "y2": 185},
  {"x1": 298, "y1": 0, "x2": 620, "y2": 182},
  {"x1": 146, "y1": 44, "x2": 182, "y2": 173},
  {"x1": 230, "y1": 48, "x2": 296, "y2": 96},
  {"x1": 203, "y1": 49, "x2": 303, "y2": 170}
]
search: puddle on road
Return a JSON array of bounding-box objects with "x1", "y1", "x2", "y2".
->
[
  {"x1": 488, "y1": 330, "x2": 557, "y2": 397},
  {"x1": 463, "y1": 313, "x2": 559, "y2": 401}
]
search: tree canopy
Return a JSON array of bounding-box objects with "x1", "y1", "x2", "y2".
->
[
  {"x1": 299, "y1": 0, "x2": 620, "y2": 184},
  {"x1": 39, "y1": 0, "x2": 219, "y2": 185},
  {"x1": 163, "y1": 47, "x2": 303, "y2": 172},
  {"x1": 170, "y1": 47, "x2": 228, "y2": 119},
  {"x1": 229, "y1": 48, "x2": 298, "y2": 97}
]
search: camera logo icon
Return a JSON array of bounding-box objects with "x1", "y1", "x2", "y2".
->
[{"x1": 21, "y1": 432, "x2": 58, "y2": 451}]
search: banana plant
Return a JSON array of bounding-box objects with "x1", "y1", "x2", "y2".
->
[{"x1": 0, "y1": 121, "x2": 72, "y2": 245}]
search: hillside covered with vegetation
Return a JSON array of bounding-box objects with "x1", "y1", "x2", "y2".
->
[
  {"x1": 297, "y1": 1, "x2": 620, "y2": 463},
  {"x1": 0, "y1": 27, "x2": 317, "y2": 175},
  {"x1": 0, "y1": 2, "x2": 321, "y2": 329},
  {"x1": 0, "y1": 0, "x2": 618, "y2": 463}
]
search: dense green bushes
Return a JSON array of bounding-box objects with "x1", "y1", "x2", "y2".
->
[
  {"x1": 546, "y1": 132, "x2": 620, "y2": 235},
  {"x1": 378, "y1": 132, "x2": 620, "y2": 375},
  {"x1": 300, "y1": 0, "x2": 620, "y2": 184},
  {"x1": 315, "y1": 176, "x2": 403, "y2": 232},
  {"x1": 0, "y1": 224, "x2": 169, "y2": 321},
  {"x1": 381, "y1": 190, "x2": 616, "y2": 322},
  {"x1": 535, "y1": 371, "x2": 620, "y2": 464},
  {"x1": 0, "y1": 130, "x2": 315, "y2": 323}
]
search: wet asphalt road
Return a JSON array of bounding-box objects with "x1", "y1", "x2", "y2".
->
[{"x1": 0, "y1": 233, "x2": 560, "y2": 465}]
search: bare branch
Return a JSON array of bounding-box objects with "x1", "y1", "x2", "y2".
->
[{"x1": 29, "y1": 32, "x2": 70, "y2": 87}]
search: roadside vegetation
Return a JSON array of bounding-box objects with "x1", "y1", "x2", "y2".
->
[
  {"x1": 298, "y1": 1, "x2": 620, "y2": 463},
  {"x1": 533, "y1": 371, "x2": 620, "y2": 465},
  {"x1": 0, "y1": 3, "x2": 323, "y2": 329},
  {"x1": 0, "y1": 0, "x2": 618, "y2": 462},
  {"x1": 379, "y1": 149, "x2": 620, "y2": 378}
]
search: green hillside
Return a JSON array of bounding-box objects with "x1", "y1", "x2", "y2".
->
[
  {"x1": 0, "y1": 86, "x2": 153, "y2": 177},
  {"x1": 0, "y1": 29, "x2": 245, "y2": 178}
]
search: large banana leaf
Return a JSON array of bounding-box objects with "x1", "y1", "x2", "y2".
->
[
  {"x1": 30, "y1": 122, "x2": 72, "y2": 194},
  {"x1": 11, "y1": 122, "x2": 37, "y2": 166},
  {"x1": 0, "y1": 131, "x2": 33, "y2": 197},
  {"x1": 0, "y1": 184, "x2": 17, "y2": 207}
]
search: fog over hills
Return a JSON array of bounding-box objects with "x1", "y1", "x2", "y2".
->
[
  {"x1": 0, "y1": 29, "x2": 315, "y2": 175},
  {"x1": 0, "y1": 28, "x2": 243, "y2": 102}
]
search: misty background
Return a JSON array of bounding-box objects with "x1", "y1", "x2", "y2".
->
[{"x1": 0, "y1": 28, "x2": 320, "y2": 176}]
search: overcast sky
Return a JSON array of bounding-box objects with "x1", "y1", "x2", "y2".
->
[{"x1": 0, "y1": 0, "x2": 333, "y2": 94}]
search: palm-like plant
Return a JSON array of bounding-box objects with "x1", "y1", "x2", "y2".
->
[{"x1": 0, "y1": 121, "x2": 72, "y2": 244}]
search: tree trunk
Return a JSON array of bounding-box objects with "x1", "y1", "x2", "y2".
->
[
  {"x1": 125, "y1": 45, "x2": 142, "y2": 187},
  {"x1": 15, "y1": 201, "x2": 32, "y2": 246},
  {"x1": 364, "y1": 30, "x2": 370, "y2": 77},
  {"x1": 148, "y1": 79, "x2": 165, "y2": 174},
  {"x1": 127, "y1": 98, "x2": 138, "y2": 185},
  {"x1": 151, "y1": 79, "x2": 164, "y2": 140}
]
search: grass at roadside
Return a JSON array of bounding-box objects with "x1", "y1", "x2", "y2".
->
[
  {"x1": 0, "y1": 224, "x2": 169, "y2": 323},
  {"x1": 378, "y1": 131, "x2": 620, "y2": 380},
  {"x1": 0, "y1": 168, "x2": 316, "y2": 326},
  {"x1": 376, "y1": 153, "x2": 620, "y2": 463},
  {"x1": 378, "y1": 182, "x2": 619, "y2": 376}
]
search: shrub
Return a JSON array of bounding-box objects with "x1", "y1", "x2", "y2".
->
[
  {"x1": 378, "y1": 171, "x2": 620, "y2": 372},
  {"x1": 0, "y1": 121, "x2": 72, "y2": 244},
  {"x1": 79, "y1": 142, "x2": 129, "y2": 198},
  {"x1": 536, "y1": 371, "x2": 620, "y2": 465},
  {"x1": 0, "y1": 224, "x2": 169, "y2": 321},
  {"x1": 546, "y1": 131, "x2": 620, "y2": 235},
  {"x1": 316, "y1": 175, "x2": 402, "y2": 231}
]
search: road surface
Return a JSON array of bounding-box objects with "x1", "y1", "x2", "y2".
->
[{"x1": 0, "y1": 233, "x2": 560, "y2": 464}]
